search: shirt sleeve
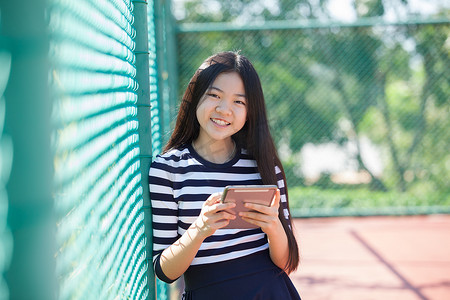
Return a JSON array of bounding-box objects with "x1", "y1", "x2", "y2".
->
[
  {"x1": 149, "y1": 157, "x2": 180, "y2": 283},
  {"x1": 275, "y1": 165, "x2": 292, "y2": 228}
]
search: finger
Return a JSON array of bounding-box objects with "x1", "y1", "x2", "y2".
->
[
  {"x1": 205, "y1": 211, "x2": 236, "y2": 230},
  {"x1": 240, "y1": 211, "x2": 271, "y2": 222},
  {"x1": 218, "y1": 211, "x2": 236, "y2": 220},
  {"x1": 207, "y1": 192, "x2": 222, "y2": 204},
  {"x1": 208, "y1": 202, "x2": 236, "y2": 215},
  {"x1": 216, "y1": 219, "x2": 232, "y2": 229},
  {"x1": 208, "y1": 207, "x2": 236, "y2": 219},
  {"x1": 271, "y1": 188, "x2": 281, "y2": 207},
  {"x1": 240, "y1": 216, "x2": 265, "y2": 228},
  {"x1": 203, "y1": 193, "x2": 223, "y2": 209},
  {"x1": 218, "y1": 201, "x2": 236, "y2": 210},
  {"x1": 244, "y1": 202, "x2": 266, "y2": 214},
  {"x1": 244, "y1": 202, "x2": 276, "y2": 215}
]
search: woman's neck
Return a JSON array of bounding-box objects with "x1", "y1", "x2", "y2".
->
[{"x1": 192, "y1": 138, "x2": 236, "y2": 164}]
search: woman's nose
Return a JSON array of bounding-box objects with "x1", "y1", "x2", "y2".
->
[{"x1": 215, "y1": 100, "x2": 232, "y2": 115}]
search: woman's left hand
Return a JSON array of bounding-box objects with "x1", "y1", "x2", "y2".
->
[
  {"x1": 239, "y1": 188, "x2": 283, "y2": 235},
  {"x1": 241, "y1": 188, "x2": 290, "y2": 271}
]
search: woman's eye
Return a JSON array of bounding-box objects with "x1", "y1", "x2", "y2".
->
[
  {"x1": 207, "y1": 93, "x2": 219, "y2": 99},
  {"x1": 235, "y1": 100, "x2": 246, "y2": 105}
]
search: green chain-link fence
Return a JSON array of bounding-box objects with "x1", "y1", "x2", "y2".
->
[
  {"x1": 1, "y1": 0, "x2": 170, "y2": 299},
  {"x1": 169, "y1": 1, "x2": 450, "y2": 218},
  {"x1": 2, "y1": 1, "x2": 57, "y2": 298},
  {"x1": 49, "y1": 0, "x2": 150, "y2": 298},
  {"x1": 0, "y1": 22, "x2": 13, "y2": 300}
]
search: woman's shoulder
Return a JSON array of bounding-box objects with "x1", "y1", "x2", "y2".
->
[{"x1": 151, "y1": 145, "x2": 191, "y2": 166}]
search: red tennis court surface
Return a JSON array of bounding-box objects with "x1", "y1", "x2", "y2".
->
[{"x1": 291, "y1": 215, "x2": 450, "y2": 300}]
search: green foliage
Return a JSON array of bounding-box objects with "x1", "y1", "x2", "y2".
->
[
  {"x1": 288, "y1": 186, "x2": 450, "y2": 211},
  {"x1": 414, "y1": 24, "x2": 450, "y2": 107}
]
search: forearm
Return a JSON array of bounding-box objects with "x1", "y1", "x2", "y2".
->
[
  {"x1": 159, "y1": 222, "x2": 207, "y2": 281},
  {"x1": 266, "y1": 220, "x2": 290, "y2": 271},
  {"x1": 157, "y1": 193, "x2": 235, "y2": 281}
]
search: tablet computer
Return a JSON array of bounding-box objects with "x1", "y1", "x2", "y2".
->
[{"x1": 221, "y1": 185, "x2": 278, "y2": 229}]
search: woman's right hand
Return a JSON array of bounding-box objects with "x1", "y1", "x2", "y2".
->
[
  {"x1": 193, "y1": 192, "x2": 236, "y2": 237},
  {"x1": 159, "y1": 192, "x2": 236, "y2": 281}
]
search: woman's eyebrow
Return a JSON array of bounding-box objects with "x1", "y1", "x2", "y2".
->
[{"x1": 210, "y1": 86, "x2": 246, "y2": 98}]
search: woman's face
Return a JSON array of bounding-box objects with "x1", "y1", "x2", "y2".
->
[{"x1": 196, "y1": 71, "x2": 247, "y2": 145}]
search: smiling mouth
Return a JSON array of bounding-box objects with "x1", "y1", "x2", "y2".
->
[{"x1": 211, "y1": 118, "x2": 230, "y2": 126}]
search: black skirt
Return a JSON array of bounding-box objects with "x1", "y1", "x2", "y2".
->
[{"x1": 182, "y1": 250, "x2": 301, "y2": 300}]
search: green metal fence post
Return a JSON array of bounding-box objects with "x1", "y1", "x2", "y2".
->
[
  {"x1": 163, "y1": 0, "x2": 178, "y2": 130},
  {"x1": 132, "y1": 1, "x2": 155, "y2": 299},
  {"x1": 155, "y1": 0, "x2": 177, "y2": 146},
  {"x1": 1, "y1": 1, "x2": 56, "y2": 299},
  {"x1": 154, "y1": 0, "x2": 168, "y2": 144}
]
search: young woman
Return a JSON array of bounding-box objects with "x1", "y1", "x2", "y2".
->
[{"x1": 149, "y1": 51, "x2": 301, "y2": 299}]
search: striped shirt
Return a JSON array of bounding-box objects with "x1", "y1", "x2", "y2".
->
[{"x1": 149, "y1": 144, "x2": 291, "y2": 278}]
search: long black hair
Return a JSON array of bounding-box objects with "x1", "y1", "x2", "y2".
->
[{"x1": 163, "y1": 51, "x2": 299, "y2": 273}]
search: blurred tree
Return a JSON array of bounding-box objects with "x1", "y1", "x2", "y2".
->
[
  {"x1": 173, "y1": 0, "x2": 449, "y2": 194},
  {"x1": 375, "y1": 22, "x2": 449, "y2": 191}
]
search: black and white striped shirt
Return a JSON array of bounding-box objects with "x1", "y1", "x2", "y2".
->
[{"x1": 149, "y1": 144, "x2": 291, "y2": 275}]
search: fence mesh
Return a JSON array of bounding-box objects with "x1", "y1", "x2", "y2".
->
[
  {"x1": 172, "y1": 1, "x2": 450, "y2": 216},
  {"x1": 49, "y1": 0, "x2": 148, "y2": 299},
  {"x1": 149, "y1": 1, "x2": 163, "y2": 157},
  {"x1": 0, "y1": 25, "x2": 13, "y2": 300},
  {"x1": 147, "y1": 1, "x2": 173, "y2": 299}
]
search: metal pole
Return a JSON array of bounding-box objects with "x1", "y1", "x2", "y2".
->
[
  {"x1": 154, "y1": 0, "x2": 171, "y2": 146},
  {"x1": 177, "y1": 17, "x2": 450, "y2": 33},
  {"x1": 132, "y1": 1, "x2": 156, "y2": 299},
  {"x1": 164, "y1": 0, "x2": 179, "y2": 130},
  {"x1": 1, "y1": 0, "x2": 56, "y2": 299}
]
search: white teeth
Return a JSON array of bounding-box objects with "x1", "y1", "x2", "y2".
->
[{"x1": 211, "y1": 118, "x2": 230, "y2": 126}]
